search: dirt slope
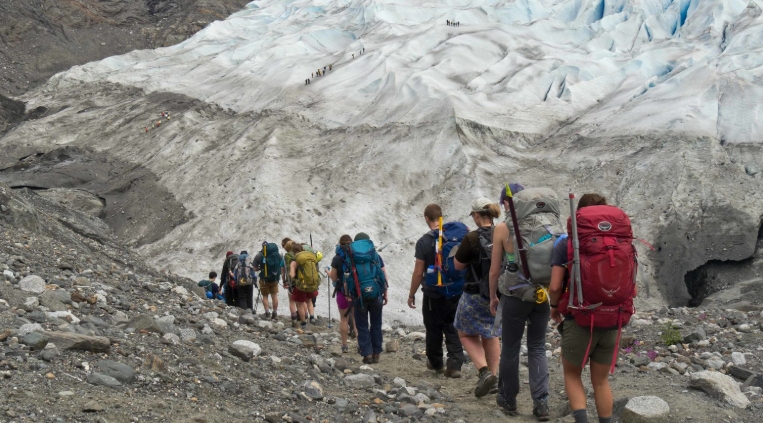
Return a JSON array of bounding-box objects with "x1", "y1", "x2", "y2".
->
[{"x1": 0, "y1": 0, "x2": 250, "y2": 97}]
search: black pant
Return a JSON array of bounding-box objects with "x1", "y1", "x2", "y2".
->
[
  {"x1": 422, "y1": 293, "x2": 465, "y2": 370},
  {"x1": 237, "y1": 284, "x2": 254, "y2": 310}
]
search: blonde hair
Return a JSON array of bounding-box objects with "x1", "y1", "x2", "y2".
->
[{"x1": 475, "y1": 203, "x2": 501, "y2": 219}]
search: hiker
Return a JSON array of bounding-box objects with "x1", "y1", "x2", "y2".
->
[
  {"x1": 447, "y1": 20, "x2": 450, "y2": 26},
  {"x1": 549, "y1": 194, "x2": 634, "y2": 423},
  {"x1": 490, "y1": 184, "x2": 559, "y2": 421},
  {"x1": 311, "y1": 72, "x2": 314, "y2": 78},
  {"x1": 363, "y1": 48, "x2": 365, "y2": 53},
  {"x1": 329, "y1": 234, "x2": 360, "y2": 353},
  {"x1": 324, "y1": 66, "x2": 327, "y2": 72},
  {"x1": 299, "y1": 241, "x2": 322, "y2": 322},
  {"x1": 289, "y1": 243, "x2": 320, "y2": 328},
  {"x1": 254, "y1": 241, "x2": 283, "y2": 319},
  {"x1": 329, "y1": 64, "x2": 332, "y2": 71},
  {"x1": 198, "y1": 271, "x2": 222, "y2": 300},
  {"x1": 408, "y1": 204, "x2": 465, "y2": 378},
  {"x1": 144, "y1": 127, "x2": 149, "y2": 133},
  {"x1": 452, "y1": 198, "x2": 502, "y2": 397},
  {"x1": 281, "y1": 239, "x2": 300, "y2": 327},
  {"x1": 352, "y1": 53, "x2": 355, "y2": 59},
  {"x1": 232, "y1": 250, "x2": 256, "y2": 310},
  {"x1": 220, "y1": 251, "x2": 238, "y2": 307},
  {"x1": 337, "y1": 232, "x2": 387, "y2": 363}
]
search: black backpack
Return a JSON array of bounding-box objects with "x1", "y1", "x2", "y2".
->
[{"x1": 467, "y1": 226, "x2": 493, "y2": 298}]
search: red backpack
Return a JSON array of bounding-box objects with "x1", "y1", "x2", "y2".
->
[{"x1": 559, "y1": 205, "x2": 637, "y2": 373}]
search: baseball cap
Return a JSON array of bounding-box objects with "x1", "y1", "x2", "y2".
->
[{"x1": 469, "y1": 197, "x2": 492, "y2": 216}]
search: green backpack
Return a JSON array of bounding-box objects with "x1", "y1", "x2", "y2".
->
[
  {"x1": 259, "y1": 243, "x2": 282, "y2": 282},
  {"x1": 294, "y1": 251, "x2": 321, "y2": 293}
]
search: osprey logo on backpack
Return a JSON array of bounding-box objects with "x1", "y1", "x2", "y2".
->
[{"x1": 598, "y1": 221, "x2": 612, "y2": 231}]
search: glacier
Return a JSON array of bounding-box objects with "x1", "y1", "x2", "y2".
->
[{"x1": 4, "y1": 0, "x2": 763, "y2": 322}]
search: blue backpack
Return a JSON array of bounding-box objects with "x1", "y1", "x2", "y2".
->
[
  {"x1": 336, "y1": 239, "x2": 386, "y2": 307},
  {"x1": 424, "y1": 222, "x2": 469, "y2": 299}
]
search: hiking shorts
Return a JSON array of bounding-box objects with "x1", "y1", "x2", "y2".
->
[
  {"x1": 561, "y1": 319, "x2": 618, "y2": 367},
  {"x1": 336, "y1": 291, "x2": 350, "y2": 310},
  {"x1": 293, "y1": 289, "x2": 318, "y2": 303},
  {"x1": 259, "y1": 281, "x2": 279, "y2": 295}
]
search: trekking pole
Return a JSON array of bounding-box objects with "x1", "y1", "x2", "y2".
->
[
  {"x1": 437, "y1": 216, "x2": 443, "y2": 286},
  {"x1": 568, "y1": 192, "x2": 583, "y2": 307},
  {"x1": 325, "y1": 266, "x2": 332, "y2": 329}
]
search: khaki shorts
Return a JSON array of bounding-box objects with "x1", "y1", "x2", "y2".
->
[
  {"x1": 259, "y1": 281, "x2": 279, "y2": 295},
  {"x1": 561, "y1": 319, "x2": 618, "y2": 367}
]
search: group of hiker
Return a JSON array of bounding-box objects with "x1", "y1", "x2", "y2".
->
[
  {"x1": 447, "y1": 20, "x2": 460, "y2": 26},
  {"x1": 143, "y1": 110, "x2": 171, "y2": 133},
  {"x1": 201, "y1": 234, "x2": 389, "y2": 364},
  {"x1": 305, "y1": 48, "x2": 368, "y2": 85},
  {"x1": 406, "y1": 185, "x2": 638, "y2": 423},
  {"x1": 199, "y1": 183, "x2": 638, "y2": 422}
]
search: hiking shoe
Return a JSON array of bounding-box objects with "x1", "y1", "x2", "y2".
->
[
  {"x1": 342, "y1": 345, "x2": 349, "y2": 354},
  {"x1": 497, "y1": 394, "x2": 518, "y2": 416},
  {"x1": 271, "y1": 311, "x2": 278, "y2": 321},
  {"x1": 474, "y1": 368, "x2": 497, "y2": 398},
  {"x1": 426, "y1": 359, "x2": 444, "y2": 373},
  {"x1": 372, "y1": 354, "x2": 380, "y2": 364},
  {"x1": 262, "y1": 311, "x2": 271, "y2": 319},
  {"x1": 309, "y1": 316, "x2": 316, "y2": 324},
  {"x1": 291, "y1": 319, "x2": 298, "y2": 328},
  {"x1": 349, "y1": 328, "x2": 356, "y2": 339},
  {"x1": 533, "y1": 396, "x2": 550, "y2": 422},
  {"x1": 300, "y1": 321, "x2": 307, "y2": 329},
  {"x1": 363, "y1": 355, "x2": 374, "y2": 364},
  {"x1": 443, "y1": 368, "x2": 461, "y2": 379}
]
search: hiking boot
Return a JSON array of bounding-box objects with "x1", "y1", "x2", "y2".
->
[
  {"x1": 363, "y1": 355, "x2": 374, "y2": 364},
  {"x1": 262, "y1": 311, "x2": 271, "y2": 320},
  {"x1": 309, "y1": 315, "x2": 316, "y2": 325},
  {"x1": 300, "y1": 321, "x2": 307, "y2": 329},
  {"x1": 443, "y1": 367, "x2": 461, "y2": 379},
  {"x1": 426, "y1": 359, "x2": 444, "y2": 373},
  {"x1": 291, "y1": 319, "x2": 298, "y2": 328},
  {"x1": 533, "y1": 396, "x2": 550, "y2": 422},
  {"x1": 341, "y1": 345, "x2": 349, "y2": 354},
  {"x1": 372, "y1": 354, "x2": 380, "y2": 364},
  {"x1": 497, "y1": 394, "x2": 518, "y2": 416},
  {"x1": 349, "y1": 328, "x2": 356, "y2": 339},
  {"x1": 270, "y1": 311, "x2": 278, "y2": 321},
  {"x1": 474, "y1": 367, "x2": 497, "y2": 398}
]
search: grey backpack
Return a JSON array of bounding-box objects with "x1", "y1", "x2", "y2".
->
[{"x1": 499, "y1": 187, "x2": 563, "y2": 300}]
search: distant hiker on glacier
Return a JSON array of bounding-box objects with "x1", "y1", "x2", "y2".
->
[
  {"x1": 329, "y1": 234, "x2": 359, "y2": 353},
  {"x1": 329, "y1": 64, "x2": 332, "y2": 71},
  {"x1": 447, "y1": 20, "x2": 450, "y2": 26},
  {"x1": 352, "y1": 53, "x2": 355, "y2": 59},
  {"x1": 549, "y1": 193, "x2": 634, "y2": 423},
  {"x1": 408, "y1": 203, "x2": 465, "y2": 378},
  {"x1": 490, "y1": 183, "x2": 553, "y2": 420},
  {"x1": 453, "y1": 198, "x2": 502, "y2": 398}
]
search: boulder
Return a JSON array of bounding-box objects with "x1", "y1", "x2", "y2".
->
[
  {"x1": 126, "y1": 314, "x2": 161, "y2": 333},
  {"x1": 689, "y1": 371, "x2": 750, "y2": 409},
  {"x1": 19, "y1": 275, "x2": 45, "y2": 294},
  {"x1": 96, "y1": 360, "x2": 136, "y2": 384},
  {"x1": 87, "y1": 372, "x2": 122, "y2": 388},
  {"x1": 45, "y1": 331, "x2": 110, "y2": 353},
  {"x1": 20, "y1": 332, "x2": 48, "y2": 350},
  {"x1": 17, "y1": 323, "x2": 44, "y2": 337},
  {"x1": 179, "y1": 328, "x2": 197, "y2": 342},
  {"x1": 683, "y1": 327, "x2": 706, "y2": 343},
  {"x1": 385, "y1": 339, "x2": 400, "y2": 352},
  {"x1": 345, "y1": 374, "x2": 376, "y2": 389},
  {"x1": 229, "y1": 340, "x2": 261, "y2": 362},
  {"x1": 731, "y1": 352, "x2": 746, "y2": 366},
  {"x1": 302, "y1": 380, "x2": 323, "y2": 400},
  {"x1": 622, "y1": 396, "x2": 670, "y2": 423}
]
